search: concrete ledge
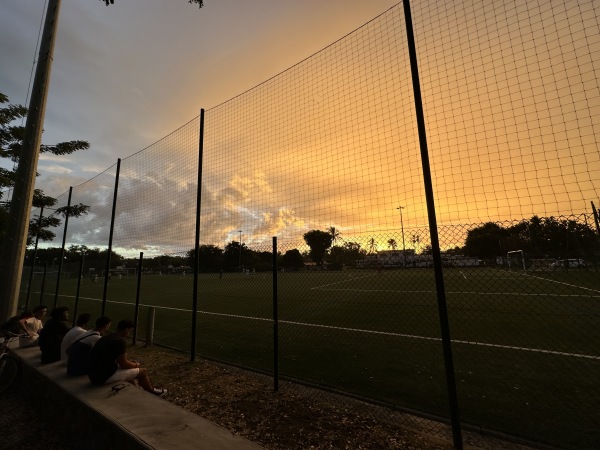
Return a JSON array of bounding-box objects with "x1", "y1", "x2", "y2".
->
[{"x1": 14, "y1": 346, "x2": 263, "y2": 450}]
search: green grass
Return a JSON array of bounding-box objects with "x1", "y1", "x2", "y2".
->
[{"x1": 21, "y1": 266, "x2": 600, "y2": 449}]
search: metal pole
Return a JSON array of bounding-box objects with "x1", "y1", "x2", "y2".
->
[
  {"x1": 146, "y1": 307, "x2": 155, "y2": 347},
  {"x1": 102, "y1": 159, "x2": 121, "y2": 316},
  {"x1": 73, "y1": 253, "x2": 85, "y2": 326},
  {"x1": 0, "y1": 0, "x2": 62, "y2": 322},
  {"x1": 26, "y1": 206, "x2": 44, "y2": 311},
  {"x1": 191, "y1": 109, "x2": 205, "y2": 362},
  {"x1": 133, "y1": 252, "x2": 143, "y2": 345},
  {"x1": 39, "y1": 262, "x2": 48, "y2": 306},
  {"x1": 238, "y1": 230, "x2": 242, "y2": 272},
  {"x1": 272, "y1": 236, "x2": 279, "y2": 391},
  {"x1": 591, "y1": 201, "x2": 600, "y2": 238},
  {"x1": 402, "y1": 1, "x2": 463, "y2": 448},
  {"x1": 54, "y1": 186, "x2": 72, "y2": 306}
]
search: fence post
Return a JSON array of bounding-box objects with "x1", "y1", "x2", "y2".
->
[
  {"x1": 73, "y1": 253, "x2": 85, "y2": 326},
  {"x1": 402, "y1": 1, "x2": 462, "y2": 448},
  {"x1": 26, "y1": 206, "x2": 44, "y2": 311},
  {"x1": 146, "y1": 306, "x2": 155, "y2": 347},
  {"x1": 102, "y1": 159, "x2": 121, "y2": 316},
  {"x1": 54, "y1": 186, "x2": 72, "y2": 306},
  {"x1": 191, "y1": 108, "x2": 205, "y2": 362},
  {"x1": 133, "y1": 252, "x2": 143, "y2": 345},
  {"x1": 272, "y1": 236, "x2": 279, "y2": 391},
  {"x1": 40, "y1": 262, "x2": 48, "y2": 307}
]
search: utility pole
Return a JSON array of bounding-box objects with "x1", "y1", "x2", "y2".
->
[{"x1": 0, "y1": 0, "x2": 62, "y2": 321}]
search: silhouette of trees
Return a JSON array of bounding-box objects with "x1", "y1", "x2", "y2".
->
[{"x1": 303, "y1": 230, "x2": 333, "y2": 266}]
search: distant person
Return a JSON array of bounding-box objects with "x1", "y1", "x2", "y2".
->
[
  {"x1": 39, "y1": 306, "x2": 71, "y2": 364},
  {"x1": 67, "y1": 316, "x2": 111, "y2": 376},
  {"x1": 19, "y1": 305, "x2": 47, "y2": 347},
  {"x1": 60, "y1": 313, "x2": 92, "y2": 364},
  {"x1": 88, "y1": 319, "x2": 166, "y2": 397},
  {"x1": 1, "y1": 311, "x2": 33, "y2": 338}
]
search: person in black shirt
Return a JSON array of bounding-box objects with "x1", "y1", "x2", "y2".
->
[
  {"x1": 88, "y1": 319, "x2": 166, "y2": 397},
  {"x1": 39, "y1": 306, "x2": 71, "y2": 364}
]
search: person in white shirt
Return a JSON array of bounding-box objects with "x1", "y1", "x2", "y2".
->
[
  {"x1": 18, "y1": 305, "x2": 47, "y2": 347},
  {"x1": 60, "y1": 313, "x2": 91, "y2": 364}
]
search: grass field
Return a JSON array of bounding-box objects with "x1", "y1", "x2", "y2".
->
[{"x1": 23, "y1": 266, "x2": 600, "y2": 449}]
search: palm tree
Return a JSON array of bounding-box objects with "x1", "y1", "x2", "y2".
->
[
  {"x1": 411, "y1": 234, "x2": 420, "y2": 253},
  {"x1": 367, "y1": 237, "x2": 377, "y2": 254},
  {"x1": 328, "y1": 226, "x2": 341, "y2": 248},
  {"x1": 387, "y1": 239, "x2": 397, "y2": 250}
]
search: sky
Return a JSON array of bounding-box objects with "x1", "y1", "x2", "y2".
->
[
  {"x1": 1, "y1": 0, "x2": 599, "y2": 256},
  {"x1": 0, "y1": 0, "x2": 400, "y2": 198}
]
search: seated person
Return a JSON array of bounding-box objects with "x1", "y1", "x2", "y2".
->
[
  {"x1": 61, "y1": 313, "x2": 91, "y2": 364},
  {"x1": 39, "y1": 306, "x2": 71, "y2": 364},
  {"x1": 18, "y1": 305, "x2": 47, "y2": 347},
  {"x1": 2, "y1": 311, "x2": 33, "y2": 337},
  {"x1": 67, "y1": 316, "x2": 111, "y2": 376},
  {"x1": 88, "y1": 319, "x2": 166, "y2": 397}
]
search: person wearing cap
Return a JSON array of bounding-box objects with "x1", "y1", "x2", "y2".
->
[{"x1": 88, "y1": 319, "x2": 166, "y2": 397}]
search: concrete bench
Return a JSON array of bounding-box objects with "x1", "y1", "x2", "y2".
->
[{"x1": 13, "y1": 346, "x2": 263, "y2": 450}]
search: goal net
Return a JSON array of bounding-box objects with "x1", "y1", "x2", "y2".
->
[{"x1": 506, "y1": 250, "x2": 526, "y2": 271}]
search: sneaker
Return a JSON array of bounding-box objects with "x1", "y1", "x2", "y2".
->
[{"x1": 152, "y1": 387, "x2": 167, "y2": 397}]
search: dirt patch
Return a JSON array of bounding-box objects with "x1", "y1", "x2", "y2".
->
[{"x1": 128, "y1": 345, "x2": 531, "y2": 450}]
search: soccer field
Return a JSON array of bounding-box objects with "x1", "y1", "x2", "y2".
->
[{"x1": 25, "y1": 266, "x2": 600, "y2": 448}]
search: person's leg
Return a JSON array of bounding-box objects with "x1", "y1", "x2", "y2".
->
[{"x1": 134, "y1": 368, "x2": 154, "y2": 392}]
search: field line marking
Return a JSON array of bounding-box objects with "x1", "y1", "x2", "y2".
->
[
  {"x1": 51, "y1": 294, "x2": 599, "y2": 360},
  {"x1": 278, "y1": 320, "x2": 600, "y2": 360},
  {"x1": 523, "y1": 273, "x2": 600, "y2": 294},
  {"x1": 313, "y1": 288, "x2": 600, "y2": 298},
  {"x1": 310, "y1": 274, "x2": 377, "y2": 290}
]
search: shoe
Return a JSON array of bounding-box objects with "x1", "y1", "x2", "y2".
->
[{"x1": 152, "y1": 387, "x2": 167, "y2": 397}]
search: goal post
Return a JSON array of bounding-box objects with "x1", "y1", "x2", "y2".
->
[{"x1": 507, "y1": 250, "x2": 526, "y2": 271}]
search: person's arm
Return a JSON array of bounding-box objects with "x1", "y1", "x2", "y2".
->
[
  {"x1": 18, "y1": 318, "x2": 33, "y2": 337},
  {"x1": 116, "y1": 352, "x2": 140, "y2": 369}
]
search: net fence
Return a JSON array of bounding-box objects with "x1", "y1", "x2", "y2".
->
[{"x1": 19, "y1": 1, "x2": 600, "y2": 448}]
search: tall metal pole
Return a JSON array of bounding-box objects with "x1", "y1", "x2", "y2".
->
[
  {"x1": 54, "y1": 186, "x2": 73, "y2": 306},
  {"x1": 26, "y1": 206, "x2": 44, "y2": 311},
  {"x1": 0, "y1": 0, "x2": 62, "y2": 321},
  {"x1": 402, "y1": 0, "x2": 463, "y2": 447},
  {"x1": 397, "y1": 206, "x2": 406, "y2": 267},
  {"x1": 272, "y1": 236, "x2": 279, "y2": 391},
  {"x1": 190, "y1": 109, "x2": 205, "y2": 362},
  {"x1": 133, "y1": 252, "x2": 143, "y2": 345},
  {"x1": 238, "y1": 230, "x2": 242, "y2": 272},
  {"x1": 102, "y1": 159, "x2": 121, "y2": 316}
]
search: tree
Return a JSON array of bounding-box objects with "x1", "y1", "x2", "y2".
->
[
  {"x1": 464, "y1": 216, "x2": 600, "y2": 259},
  {"x1": 187, "y1": 245, "x2": 223, "y2": 272},
  {"x1": 387, "y1": 239, "x2": 397, "y2": 250},
  {"x1": 303, "y1": 230, "x2": 333, "y2": 266},
  {"x1": 367, "y1": 237, "x2": 377, "y2": 254},
  {"x1": 326, "y1": 241, "x2": 366, "y2": 268},
  {"x1": 327, "y1": 226, "x2": 341, "y2": 248},
  {"x1": 0, "y1": 93, "x2": 90, "y2": 245},
  {"x1": 281, "y1": 248, "x2": 304, "y2": 270},
  {"x1": 411, "y1": 233, "x2": 421, "y2": 253},
  {"x1": 463, "y1": 222, "x2": 506, "y2": 258}
]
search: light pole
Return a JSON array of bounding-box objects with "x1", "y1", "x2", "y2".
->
[
  {"x1": 238, "y1": 230, "x2": 242, "y2": 272},
  {"x1": 396, "y1": 206, "x2": 406, "y2": 267}
]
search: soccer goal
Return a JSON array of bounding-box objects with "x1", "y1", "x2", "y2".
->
[{"x1": 506, "y1": 250, "x2": 526, "y2": 271}]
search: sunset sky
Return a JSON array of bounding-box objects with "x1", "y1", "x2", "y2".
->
[{"x1": 1, "y1": 0, "x2": 598, "y2": 256}]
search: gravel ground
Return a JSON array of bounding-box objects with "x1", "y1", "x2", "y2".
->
[{"x1": 1, "y1": 345, "x2": 535, "y2": 450}]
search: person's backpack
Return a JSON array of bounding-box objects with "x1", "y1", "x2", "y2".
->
[{"x1": 66, "y1": 332, "x2": 100, "y2": 376}]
